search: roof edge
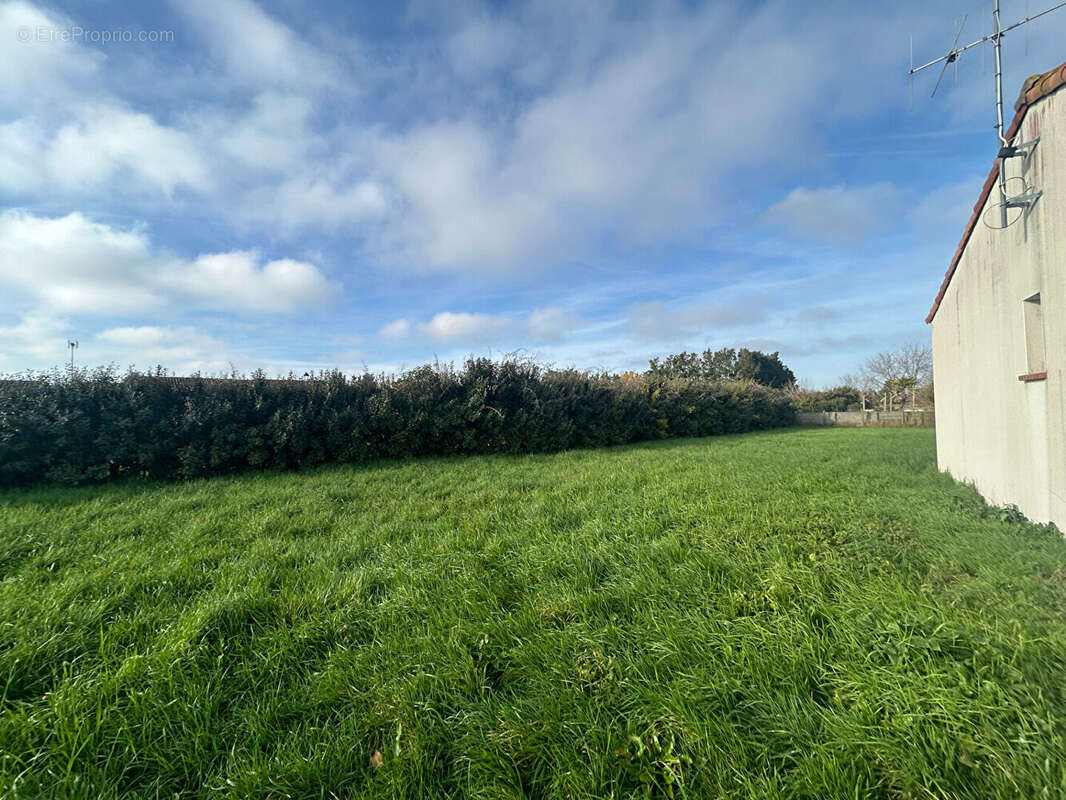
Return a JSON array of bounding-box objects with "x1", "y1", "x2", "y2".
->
[{"x1": 925, "y1": 61, "x2": 1066, "y2": 324}]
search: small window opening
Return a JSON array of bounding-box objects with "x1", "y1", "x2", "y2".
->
[{"x1": 1024, "y1": 292, "x2": 1045, "y2": 375}]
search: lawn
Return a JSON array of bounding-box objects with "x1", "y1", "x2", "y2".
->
[{"x1": 1, "y1": 428, "x2": 1065, "y2": 799}]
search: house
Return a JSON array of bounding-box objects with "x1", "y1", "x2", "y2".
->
[{"x1": 927, "y1": 61, "x2": 1066, "y2": 530}]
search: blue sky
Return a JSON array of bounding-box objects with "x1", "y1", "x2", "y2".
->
[{"x1": 1, "y1": 0, "x2": 1064, "y2": 385}]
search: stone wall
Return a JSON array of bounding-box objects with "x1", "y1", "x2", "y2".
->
[{"x1": 796, "y1": 410, "x2": 934, "y2": 428}]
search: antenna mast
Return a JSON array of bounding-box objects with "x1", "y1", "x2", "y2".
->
[
  {"x1": 993, "y1": 0, "x2": 1006, "y2": 147},
  {"x1": 909, "y1": 0, "x2": 1066, "y2": 226},
  {"x1": 993, "y1": 0, "x2": 1007, "y2": 227}
]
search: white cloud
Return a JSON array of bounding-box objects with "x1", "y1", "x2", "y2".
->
[
  {"x1": 447, "y1": 17, "x2": 521, "y2": 79},
  {"x1": 379, "y1": 318, "x2": 411, "y2": 340},
  {"x1": 0, "y1": 107, "x2": 209, "y2": 198},
  {"x1": 374, "y1": 121, "x2": 527, "y2": 268},
  {"x1": 0, "y1": 0, "x2": 984, "y2": 384},
  {"x1": 0, "y1": 5, "x2": 330, "y2": 203},
  {"x1": 0, "y1": 211, "x2": 167, "y2": 312},
  {"x1": 527, "y1": 307, "x2": 582, "y2": 342},
  {"x1": 213, "y1": 91, "x2": 318, "y2": 172},
  {"x1": 0, "y1": 1, "x2": 101, "y2": 103},
  {"x1": 167, "y1": 252, "x2": 335, "y2": 312},
  {"x1": 794, "y1": 306, "x2": 841, "y2": 323},
  {"x1": 905, "y1": 176, "x2": 985, "y2": 235},
  {"x1": 0, "y1": 210, "x2": 336, "y2": 314},
  {"x1": 95, "y1": 326, "x2": 172, "y2": 347},
  {"x1": 380, "y1": 307, "x2": 585, "y2": 347},
  {"x1": 362, "y1": 0, "x2": 883, "y2": 271},
  {"x1": 0, "y1": 119, "x2": 48, "y2": 194},
  {"x1": 243, "y1": 177, "x2": 388, "y2": 230},
  {"x1": 762, "y1": 183, "x2": 904, "y2": 243},
  {"x1": 171, "y1": 0, "x2": 341, "y2": 89},
  {"x1": 0, "y1": 311, "x2": 71, "y2": 364},
  {"x1": 627, "y1": 298, "x2": 769, "y2": 341},
  {"x1": 417, "y1": 312, "x2": 510, "y2": 344},
  {"x1": 0, "y1": 0, "x2": 965, "y2": 266},
  {"x1": 46, "y1": 105, "x2": 210, "y2": 195},
  {"x1": 95, "y1": 326, "x2": 234, "y2": 373},
  {"x1": 0, "y1": 3, "x2": 209, "y2": 199}
]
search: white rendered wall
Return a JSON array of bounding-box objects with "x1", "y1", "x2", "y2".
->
[{"x1": 931, "y1": 89, "x2": 1064, "y2": 529}]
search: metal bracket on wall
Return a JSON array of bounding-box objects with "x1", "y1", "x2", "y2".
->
[
  {"x1": 998, "y1": 136, "x2": 1040, "y2": 162},
  {"x1": 1005, "y1": 189, "x2": 1043, "y2": 209}
]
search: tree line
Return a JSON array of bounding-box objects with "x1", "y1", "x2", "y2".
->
[
  {"x1": 793, "y1": 343, "x2": 933, "y2": 412},
  {"x1": 646, "y1": 348, "x2": 796, "y2": 388}
]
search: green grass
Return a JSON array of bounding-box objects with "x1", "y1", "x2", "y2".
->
[{"x1": 1, "y1": 428, "x2": 1065, "y2": 799}]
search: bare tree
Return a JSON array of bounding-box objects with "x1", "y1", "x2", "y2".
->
[
  {"x1": 857, "y1": 343, "x2": 933, "y2": 410},
  {"x1": 894, "y1": 343, "x2": 933, "y2": 385},
  {"x1": 840, "y1": 370, "x2": 879, "y2": 410},
  {"x1": 860, "y1": 343, "x2": 931, "y2": 385}
]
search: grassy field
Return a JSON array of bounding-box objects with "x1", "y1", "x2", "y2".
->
[{"x1": 1, "y1": 428, "x2": 1065, "y2": 799}]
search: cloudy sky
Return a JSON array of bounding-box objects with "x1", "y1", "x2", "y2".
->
[{"x1": 1, "y1": 0, "x2": 1064, "y2": 385}]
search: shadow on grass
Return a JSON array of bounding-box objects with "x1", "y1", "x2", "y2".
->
[{"x1": 0, "y1": 426, "x2": 850, "y2": 507}]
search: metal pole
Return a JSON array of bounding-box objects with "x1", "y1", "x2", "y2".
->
[
  {"x1": 993, "y1": 0, "x2": 1006, "y2": 144},
  {"x1": 993, "y1": 0, "x2": 1009, "y2": 227}
]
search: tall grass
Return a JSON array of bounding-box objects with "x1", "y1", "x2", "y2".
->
[{"x1": 1, "y1": 428, "x2": 1064, "y2": 798}]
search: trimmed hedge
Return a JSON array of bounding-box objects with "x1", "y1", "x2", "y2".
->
[{"x1": 0, "y1": 360, "x2": 795, "y2": 486}]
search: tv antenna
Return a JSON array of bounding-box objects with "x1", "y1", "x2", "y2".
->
[
  {"x1": 67, "y1": 339, "x2": 78, "y2": 369},
  {"x1": 909, "y1": 0, "x2": 1066, "y2": 227}
]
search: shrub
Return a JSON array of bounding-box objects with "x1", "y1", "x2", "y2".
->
[
  {"x1": 0, "y1": 361, "x2": 796, "y2": 486},
  {"x1": 792, "y1": 386, "x2": 862, "y2": 412}
]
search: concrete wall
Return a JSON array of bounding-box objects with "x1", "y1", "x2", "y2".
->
[
  {"x1": 931, "y1": 89, "x2": 1065, "y2": 529},
  {"x1": 796, "y1": 410, "x2": 934, "y2": 427}
]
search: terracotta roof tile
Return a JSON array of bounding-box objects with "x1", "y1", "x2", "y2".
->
[{"x1": 926, "y1": 61, "x2": 1066, "y2": 324}]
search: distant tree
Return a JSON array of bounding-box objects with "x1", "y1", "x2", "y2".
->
[
  {"x1": 898, "y1": 343, "x2": 934, "y2": 385},
  {"x1": 733, "y1": 349, "x2": 795, "y2": 389},
  {"x1": 861, "y1": 343, "x2": 931, "y2": 387},
  {"x1": 647, "y1": 347, "x2": 795, "y2": 388},
  {"x1": 917, "y1": 380, "x2": 934, "y2": 408},
  {"x1": 856, "y1": 343, "x2": 933, "y2": 410},
  {"x1": 647, "y1": 351, "x2": 708, "y2": 381},
  {"x1": 648, "y1": 350, "x2": 721, "y2": 382},
  {"x1": 706, "y1": 348, "x2": 738, "y2": 381},
  {"x1": 883, "y1": 376, "x2": 918, "y2": 410}
]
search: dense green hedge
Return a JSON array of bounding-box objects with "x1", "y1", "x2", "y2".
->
[{"x1": 0, "y1": 360, "x2": 795, "y2": 485}]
